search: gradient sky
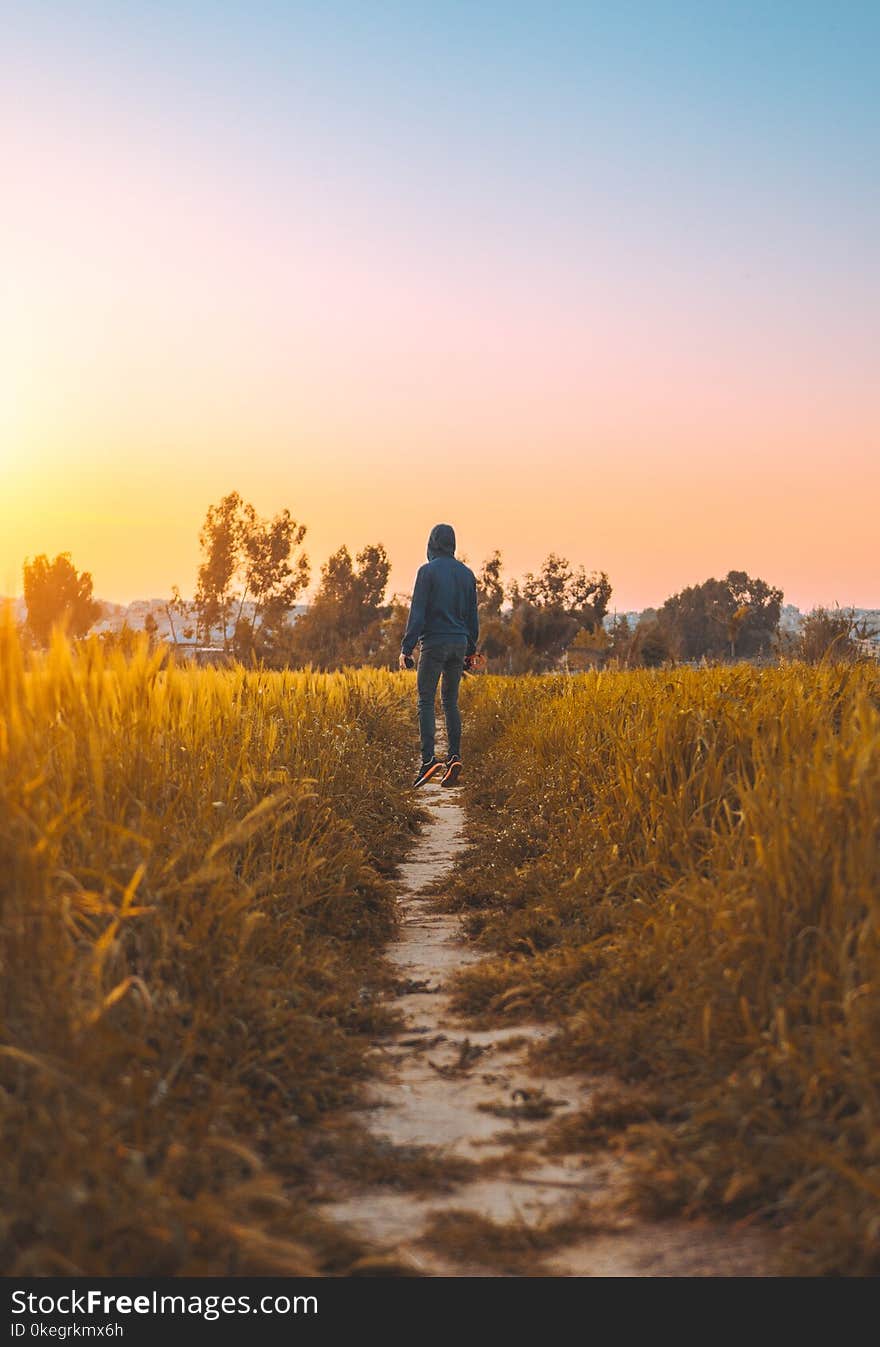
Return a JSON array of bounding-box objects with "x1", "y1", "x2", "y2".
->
[{"x1": 2, "y1": 1, "x2": 878, "y2": 609}]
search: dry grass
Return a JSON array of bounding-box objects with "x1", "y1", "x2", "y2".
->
[
  {"x1": 447, "y1": 663, "x2": 880, "y2": 1274},
  {"x1": 543, "y1": 1085, "x2": 665, "y2": 1155},
  {"x1": 313, "y1": 1124, "x2": 479, "y2": 1193},
  {"x1": 0, "y1": 617, "x2": 421, "y2": 1274},
  {"x1": 419, "y1": 1206, "x2": 599, "y2": 1275}
]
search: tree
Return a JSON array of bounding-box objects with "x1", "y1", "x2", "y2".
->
[
  {"x1": 724, "y1": 570, "x2": 783, "y2": 656},
  {"x1": 288, "y1": 543, "x2": 392, "y2": 668},
  {"x1": 314, "y1": 543, "x2": 390, "y2": 620},
  {"x1": 237, "y1": 504, "x2": 309, "y2": 656},
  {"x1": 479, "y1": 613, "x2": 517, "y2": 664},
  {"x1": 632, "y1": 618, "x2": 673, "y2": 668},
  {"x1": 521, "y1": 554, "x2": 611, "y2": 630},
  {"x1": 477, "y1": 550, "x2": 505, "y2": 617},
  {"x1": 568, "y1": 566, "x2": 613, "y2": 631},
  {"x1": 191, "y1": 492, "x2": 310, "y2": 655},
  {"x1": 472, "y1": 551, "x2": 517, "y2": 666},
  {"x1": 514, "y1": 599, "x2": 578, "y2": 667},
  {"x1": 522, "y1": 552, "x2": 573, "y2": 609},
  {"x1": 351, "y1": 543, "x2": 392, "y2": 613},
  {"x1": 566, "y1": 624, "x2": 610, "y2": 670},
  {"x1": 658, "y1": 570, "x2": 782, "y2": 661},
  {"x1": 23, "y1": 553, "x2": 101, "y2": 646},
  {"x1": 371, "y1": 592, "x2": 411, "y2": 668},
  {"x1": 193, "y1": 492, "x2": 244, "y2": 645},
  {"x1": 164, "y1": 585, "x2": 195, "y2": 645},
  {"x1": 658, "y1": 577, "x2": 731, "y2": 660},
  {"x1": 512, "y1": 554, "x2": 612, "y2": 669}
]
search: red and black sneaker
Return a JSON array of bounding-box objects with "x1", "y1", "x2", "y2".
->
[
  {"x1": 413, "y1": 757, "x2": 444, "y2": 788},
  {"x1": 440, "y1": 755, "x2": 462, "y2": 787}
]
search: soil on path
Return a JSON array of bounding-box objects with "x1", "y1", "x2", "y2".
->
[{"x1": 319, "y1": 788, "x2": 777, "y2": 1277}]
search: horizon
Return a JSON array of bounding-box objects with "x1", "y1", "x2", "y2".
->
[
  {"x1": 4, "y1": 2, "x2": 878, "y2": 612},
  {"x1": 2, "y1": 561, "x2": 878, "y2": 617}
]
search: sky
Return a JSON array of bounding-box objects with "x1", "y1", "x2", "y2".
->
[{"x1": 2, "y1": 1, "x2": 878, "y2": 610}]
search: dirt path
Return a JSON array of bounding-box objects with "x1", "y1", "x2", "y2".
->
[{"x1": 320, "y1": 788, "x2": 776, "y2": 1276}]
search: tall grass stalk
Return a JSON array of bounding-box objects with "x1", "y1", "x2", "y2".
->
[
  {"x1": 0, "y1": 617, "x2": 418, "y2": 1273},
  {"x1": 451, "y1": 663, "x2": 879, "y2": 1273}
]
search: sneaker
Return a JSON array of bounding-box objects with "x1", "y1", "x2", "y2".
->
[
  {"x1": 413, "y1": 757, "x2": 444, "y2": 788},
  {"x1": 440, "y1": 755, "x2": 462, "y2": 787}
]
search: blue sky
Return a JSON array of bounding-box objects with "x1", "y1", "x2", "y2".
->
[{"x1": 3, "y1": 1, "x2": 878, "y2": 606}]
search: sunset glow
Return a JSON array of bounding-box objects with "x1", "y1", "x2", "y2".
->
[{"x1": 3, "y1": 2, "x2": 878, "y2": 609}]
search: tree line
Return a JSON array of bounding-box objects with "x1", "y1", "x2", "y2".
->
[{"x1": 15, "y1": 491, "x2": 876, "y2": 668}]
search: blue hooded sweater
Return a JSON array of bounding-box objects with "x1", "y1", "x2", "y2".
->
[{"x1": 401, "y1": 524, "x2": 479, "y2": 657}]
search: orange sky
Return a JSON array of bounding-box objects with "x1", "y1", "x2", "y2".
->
[{"x1": 3, "y1": 3, "x2": 878, "y2": 611}]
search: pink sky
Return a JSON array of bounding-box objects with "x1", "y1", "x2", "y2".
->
[{"x1": 3, "y1": 4, "x2": 878, "y2": 611}]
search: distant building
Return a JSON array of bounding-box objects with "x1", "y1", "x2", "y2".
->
[
  {"x1": 186, "y1": 647, "x2": 231, "y2": 667},
  {"x1": 778, "y1": 604, "x2": 803, "y2": 634}
]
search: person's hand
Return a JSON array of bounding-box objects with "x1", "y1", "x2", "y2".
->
[{"x1": 399, "y1": 653, "x2": 414, "y2": 670}]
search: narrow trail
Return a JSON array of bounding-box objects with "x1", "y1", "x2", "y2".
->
[{"x1": 320, "y1": 788, "x2": 776, "y2": 1276}]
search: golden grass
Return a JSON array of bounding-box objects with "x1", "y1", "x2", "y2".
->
[
  {"x1": 0, "y1": 616, "x2": 421, "y2": 1274},
  {"x1": 448, "y1": 663, "x2": 880, "y2": 1274},
  {"x1": 419, "y1": 1207, "x2": 600, "y2": 1275}
]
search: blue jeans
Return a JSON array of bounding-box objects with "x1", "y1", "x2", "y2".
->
[{"x1": 417, "y1": 638, "x2": 467, "y2": 761}]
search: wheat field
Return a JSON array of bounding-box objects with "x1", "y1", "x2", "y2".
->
[
  {"x1": 2, "y1": 620, "x2": 878, "y2": 1274},
  {"x1": 0, "y1": 617, "x2": 419, "y2": 1274},
  {"x1": 448, "y1": 663, "x2": 880, "y2": 1273}
]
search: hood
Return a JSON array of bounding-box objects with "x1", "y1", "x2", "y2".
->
[{"x1": 427, "y1": 523, "x2": 456, "y2": 561}]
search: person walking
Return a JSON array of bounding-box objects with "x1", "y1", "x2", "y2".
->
[{"x1": 399, "y1": 523, "x2": 479, "y2": 787}]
